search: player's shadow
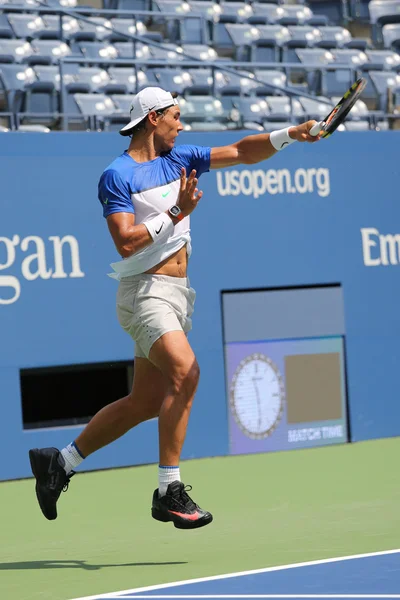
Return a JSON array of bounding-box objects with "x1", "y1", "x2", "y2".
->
[{"x1": 0, "y1": 560, "x2": 187, "y2": 571}]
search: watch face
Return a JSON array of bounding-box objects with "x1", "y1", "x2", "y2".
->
[
  {"x1": 169, "y1": 205, "x2": 181, "y2": 216},
  {"x1": 230, "y1": 353, "x2": 284, "y2": 439}
]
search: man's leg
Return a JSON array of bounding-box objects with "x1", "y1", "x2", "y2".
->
[
  {"x1": 74, "y1": 357, "x2": 167, "y2": 457},
  {"x1": 29, "y1": 356, "x2": 167, "y2": 520},
  {"x1": 147, "y1": 330, "x2": 213, "y2": 529}
]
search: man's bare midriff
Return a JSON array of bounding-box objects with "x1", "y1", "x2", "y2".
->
[{"x1": 145, "y1": 244, "x2": 188, "y2": 278}]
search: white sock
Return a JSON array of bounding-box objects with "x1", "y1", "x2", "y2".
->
[
  {"x1": 60, "y1": 442, "x2": 85, "y2": 474},
  {"x1": 158, "y1": 465, "x2": 180, "y2": 497}
]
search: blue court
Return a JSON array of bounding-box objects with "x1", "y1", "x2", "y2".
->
[{"x1": 72, "y1": 549, "x2": 400, "y2": 600}]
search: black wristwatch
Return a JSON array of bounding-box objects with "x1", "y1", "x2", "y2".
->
[{"x1": 168, "y1": 205, "x2": 184, "y2": 221}]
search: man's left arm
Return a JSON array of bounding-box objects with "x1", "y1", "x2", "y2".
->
[{"x1": 210, "y1": 121, "x2": 319, "y2": 169}]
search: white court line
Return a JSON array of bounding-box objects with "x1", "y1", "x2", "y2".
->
[
  {"x1": 115, "y1": 594, "x2": 400, "y2": 600},
  {"x1": 69, "y1": 548, "x2": 400, "y2": 600}
]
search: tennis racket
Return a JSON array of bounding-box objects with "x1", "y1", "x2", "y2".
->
[{"x1": 309, "y1": 77, "x2": 367, "y2": 138}]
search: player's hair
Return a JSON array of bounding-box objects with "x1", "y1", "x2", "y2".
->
[{"x1": 129, "y1": 91, "x2": 179, "y2": 137}]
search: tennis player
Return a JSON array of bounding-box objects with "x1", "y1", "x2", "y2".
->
[{"x1": 29, "y1": 87, "x2": 319, "y2": 529}]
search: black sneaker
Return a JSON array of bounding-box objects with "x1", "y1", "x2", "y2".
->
[
  {"x1": 29, "y1": 447, "x2": 74, "y2": 521},
  {"x1": 151, "y1": 480, "x2": 213, "y2": 529}
]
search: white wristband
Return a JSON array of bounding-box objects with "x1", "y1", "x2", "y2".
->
[
  {"x1": 143, "y1": 212, "x2": 174, "y2": 243},
  {"x1": 269, "y1": 127, "x2": 296, "y2": 151}
]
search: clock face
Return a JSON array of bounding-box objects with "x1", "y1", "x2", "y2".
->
[{"x1": 230, "y1": 353, "x2": 284, "y2": 439}]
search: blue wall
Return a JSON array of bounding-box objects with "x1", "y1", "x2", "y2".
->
[{"x1": 1, "y1": 131, "x2": 399, "y2": 480}]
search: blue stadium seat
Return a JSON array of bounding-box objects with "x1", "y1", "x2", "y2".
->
[
  {"x1": 282, "y1": 26, "x2": 322, "y2": 62},
  {"x1": 306, "y1": 0, "x2": 347, "y2": 26},
  {"x1": 221, "y1": 95, "x2": 270, "y2": 128},
  {"x1": 175, "y1": 17, "x2": 210, "y2": 44},
  {"x1": 298, "y1": 95, "x2": 333, "y2": 119},
  {"x1": 253, "y1": 68, "x2": 287, "y2": 95},
  {"x1": 65, "y1": 18, "x2": 114, "y2": 42},
  {"x1": 332, "y1": 49, "x2": 368, "y2": 66},
  {"x1": 248, "y1": 3, "x2": 283, "y2": 25},
  {"x1": 148, "y1": 67, "x2": 192, "y2": 94},
  {"x1": 295, "y1": 48, "x2": 335, "y2": 93},
  {"x1": 30, "y1": 40, "x2": 72, "y2": 65},
  {"x1": 179, "y1": 94, "x2": 226, "y2": 123},
  {"x1": 108, "y1": 67, "x2": 148, "y2": 93},
  {"x1": 278, "y1": 5, "x2": 314, "y2": 26},
  {"x1": 365, "y1": 49, "x2": 400, "y2": 70},
  {"x1": 23, "y1": 78, "x2": 58, "y2": 126},
  {"x1": 382, "y1": 24, "x2": 400, "y2": 50},
  {"x1": 37, "y1": 15, "x2": 63, "y2": 39},
  {"x1": 314, "y1": 26, "x2": 352, "y2": 48},
  {"x1": 265, "y1": 95, "x2": 304, "y2": 120},
  {"x1": 0, "y1": 39, "x2": 34, "y2": 63},
  {"x1": 181, "y1": 43, "x2": 218, "y2": 60},
  {"x1": 0, "y1": 63, "x2": 35, "y2": 111},
  {"x1": 0, "y1": 14, "x2": 15, "y2": 39},
  {"x1": 148, "y1": 43, "x2": 184, "y2": 61},
  {"x1": 106, "y1": 19, "x2": 147, "y2": 43},
  {"x1": 7, "y1": 14, "x2": 48, "y2": 40},
  {"x1": 219, "y1": 1, "x2": 253, "y2": 23},
  {"x1": 215, "y1": 69, "x2": 258, "y2": 95},
  {"x1": 116, "y1": 0, "x2": 149, "y2": 11},
  {"x1": 73, "y1": 92, "x2": 115, "y2": 128},
  {"x1": 34, "y1": 64, "x2": 80, "y2": 90},
  {"x1": 250, "y1": 25, "x2": 290, "y2": 62},
  {"x1": 78, "y1": 42, "x2": 118, "y2": 60},
  {"x1": 113, "y1": 41, "x2": 150, "y2": 59},
  {"x1": 370, "y1": 70, "x2": 400, "y2": 110},
  {"x1": 369, "y1": 1, "x2": 400, "y2": 44},
  {"x1": 72, "y1": 66, "x2": 123, "y2": 93},
  {"x1": 189, "y1": 1, "x2": 221, "y2": 21},
  {"x1": 224, "y1": 24, "x2": 260, "y2": 60},
  {"x1": 186, "y1": 67, "x2": 213, "y2": 94}
]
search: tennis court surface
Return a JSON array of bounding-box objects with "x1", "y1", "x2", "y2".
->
[{"x1": 2, "y1": 437, "x2": 400, "y2": 600}]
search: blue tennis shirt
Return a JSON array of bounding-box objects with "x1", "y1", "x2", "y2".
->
[{"x1": 98, "y1": 144, "x2": 211, "y2": 277}]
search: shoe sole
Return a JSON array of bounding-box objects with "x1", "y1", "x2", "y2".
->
[
  {"x1": 29, "y1": 449, "x2": 56, "y2": 521},
  {"x1": 152, "y1": 507, "x2": 213, "y2": 529}
]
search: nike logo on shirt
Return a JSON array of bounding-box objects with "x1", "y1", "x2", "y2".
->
[{"x1": 162, "y1": 190, "x2": 171, "y2": 198}]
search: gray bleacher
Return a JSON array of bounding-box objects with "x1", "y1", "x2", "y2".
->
[{"x1": 0, "y1": 0, "x2": 399, "y2": 131}]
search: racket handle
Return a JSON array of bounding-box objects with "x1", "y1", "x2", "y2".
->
[{"x1": 309, "y1": 121, "x2": 324, "y2": 136}]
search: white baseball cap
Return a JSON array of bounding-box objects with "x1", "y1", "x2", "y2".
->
[{"x1": 119, "y1": 87, "x2": 178, "y2": 136}]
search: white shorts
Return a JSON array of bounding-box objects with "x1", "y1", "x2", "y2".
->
[{"x1": 116, "y1": 273, "x2": 196, "y2": 359}]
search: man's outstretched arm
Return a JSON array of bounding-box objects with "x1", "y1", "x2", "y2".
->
[{"x1": 210, "y1": 121, "x2": 319, "y2": 169}]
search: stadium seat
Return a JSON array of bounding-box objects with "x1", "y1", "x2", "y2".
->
[
  {"x1": 314, "y1": 26, "x2": 352, "y2": 49},
  {"x1": 281, "y1": 26, "x2": 322, "y2": 63},
  {"x1": 250, "y1": 25, "x2": 290, "y2": 62},
  {"x1": 265, "y1": 95, "x2": 304, "y2": 120},
  {"x1": 253, "y1": 69, "x2": 287, "y2": 95},
  {"x1": 298, "y1": 95, "x2": 333, "y2": 119},
  {"x1": 306, "y1": 0, "x2": 347, "y2": 26},
  {"x1": 108, "y1": 67, "x2": 150, "y2": 93},
  {"x1": 369, "y1": 0, "x2": 400, "y2": 44},
  {"x1": 221, "y1": 95, "x2": 270, "y2": 127},
  {"x1": 148, "y1": 67, "x2": 192, "y2": 95},
  {"x1": 0, "y1": 40, "x2": 34, "y2": 63},
  {"x1": 186, "y1": 67, "x2": 216, "y2": 94},
  {"x1": 370, "y1": 70, "x2": 400, "y2": 110},
  {"x1": 30, "y1": 40, "x2": 72, "y2": 65},
  {"x1": 219, "y1": 1, "x2": 253, "y2": 23},
  {"x1": 72, "y1": 66, "x2": 125, "y2": 93},
  {"x1": 382, "y1": 24, "x2": 400, "y2": 50},
  {"x1": 113, "y1": 41, "x2": 151, "y2": 59},
  {"x1": 176, "y1": 17, "x2": 210, "y2": 44},
  {"x1": 0, "y1": 15, "x2": 14, "y2": 39},
  {"x1": 278, "y1": 5, "x2": 314, "y2": 26},
  {"x1": 148, "y1": 43, "x2": 184, "y2": 61},
  {"x1": 179, "y1": 94, "x2": 226, "y2": 124},
  {"x1": 34, "y1": 64, "x2": 79, "y2": 89},
  {"x1": 365, "y1": 50, "x2": 400, "y2": 70},
  {"x1": 110, "y1": 93, "x2": 132, "y2": 115},
  {"x1": 215, "y1": 69, "x2": 258, "y2": 95},
  {"x1": 106, "y1": 19, "x2": 147, "y2": 43},
  {"x1": 57, "y1": 17, "x2": 80, "y2": 40},
  {"x1": 295, "y1": 48, "x2": 335, "y2": 93},
  {"x1": 0, "y1": 63, "x2": 35, "y2": 112},
  {"x1": 73, "y1": 92, "x2": 115, "y2": 128},
  {"x1": 78, "y1": 42, "x2": 118, "y2": 60},
  {"x1": 116, "y1": 0, "x2": 150, "y2": 11},
  {"x1": 181, "y1": 44, "x2": 218, "y2": 60},
  {"x1": 7, "y1": 14, "x2": 49, "y2": 40},
  {"x1": 332, "y1": 49, "x2": 368, "y2": 66},
  {"x1": 224, "y1": 24, "x2": 260, "y2": 60},
  {"x1": 22, "y1": 78, "x2": 58, "y2": 126}
]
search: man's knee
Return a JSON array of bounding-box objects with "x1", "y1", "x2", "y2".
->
[{"x1": 170, "y1": 359, "x2": 200, "y2": 398}]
